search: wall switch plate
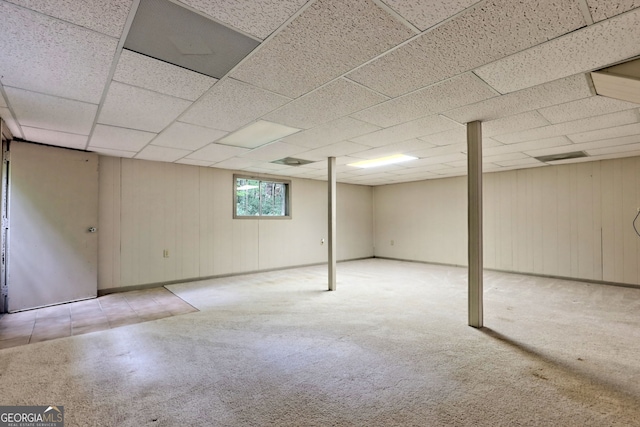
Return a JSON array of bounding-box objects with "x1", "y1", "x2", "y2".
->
[{"x1": 163, "y1": 249, "x2": 169, "y2": 258}]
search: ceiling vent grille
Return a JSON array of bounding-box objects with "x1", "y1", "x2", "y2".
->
[
  {"x1": 124, "y1": 0, "x2": 259, "y2": 79},
  {"x1": 534, "y1": 151, "x2": 588, "y2": 163},
  {"x1": 272, "y1": 158, "x2": 316, "y2": 166}
]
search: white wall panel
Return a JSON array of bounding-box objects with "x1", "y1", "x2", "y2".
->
[
  {"x1": 374, "y1": 178, "x2": 466, "y2": 266},
  {"x1": 97, "y1": 156, "x2": 121, "y2": 289},
  {"x1": 373, "y1": 156, "x2": 640, "y2": 286},
  {"x1": 98, "y1": 158, "x2": 373, "y2": 290}
]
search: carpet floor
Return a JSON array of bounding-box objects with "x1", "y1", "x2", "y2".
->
[{"x1": 1, "y1": 258, "x2": 639, "y2": 426}]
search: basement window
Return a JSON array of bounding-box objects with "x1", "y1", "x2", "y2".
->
[{"x1": 234, "y1": 175, "x2": 291, "y2": 219}]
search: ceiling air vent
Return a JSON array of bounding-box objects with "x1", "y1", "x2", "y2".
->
[
  {"x1": 534, "y1": 151, "x2": 588, "y2": 163},
  {"x1": 124, "y1": 0, "x2": 260, "y2": 79},
  {"x1": 272, "y1": 158, "x2": 316, "y2": 166}
]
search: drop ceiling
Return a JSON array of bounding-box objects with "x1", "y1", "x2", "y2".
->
[{"x1": 1, "y1": 0, "x2": 640, "y2": 186}]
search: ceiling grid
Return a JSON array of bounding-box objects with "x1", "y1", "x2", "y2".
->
[{"x1": 0, "y1": 0, "x2": 639, "y2": 184}]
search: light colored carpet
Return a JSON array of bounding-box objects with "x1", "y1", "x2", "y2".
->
[{"x1": 1, "y1": 258, "x2": 639, "y2": 426}]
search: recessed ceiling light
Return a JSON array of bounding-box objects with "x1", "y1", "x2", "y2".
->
[
  {"x1": 218, "y1": 120, "x2": 301, "y2": 149},
  {"x1": 348, "y1": 154, "x2": 418, "y2": 168}
]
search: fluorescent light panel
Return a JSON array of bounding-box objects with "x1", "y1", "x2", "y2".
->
[
  {"x1": 348, "y1": 154, "x2": 418, "y2": 168},
  {"x1": 218, "y1": 120, "x2": 301, "y2": 149}
]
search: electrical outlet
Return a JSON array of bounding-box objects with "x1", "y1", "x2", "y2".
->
[
  {"x1": 390, "y1": 240, "x2": 394, "y2": 246},
  {"x1": 163, "y1": 249, "x2": 169, "y2": 258}
]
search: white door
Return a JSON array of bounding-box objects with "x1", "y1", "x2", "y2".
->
[{"x1": 7, "y1": 141, "x2": 98, "y2": 311}]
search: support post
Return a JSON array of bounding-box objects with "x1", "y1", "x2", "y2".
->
[
  {"x1": 467, "y1": 121, "x2": 483, "y2": 328},
  {"x1": 328, "y1": 157, "x2": 336, "y2": 291}
]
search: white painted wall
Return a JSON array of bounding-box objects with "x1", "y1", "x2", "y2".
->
[
  {"x1": 98, "y1": 157, "x2": 374, "y2": 290},
  {"x1": 374, "y1": 157, "x2": 640, "y2": 286}
]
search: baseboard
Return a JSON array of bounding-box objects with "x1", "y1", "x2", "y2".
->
[
  {"x1": 98, "y1": 256, "x2": 374, "y2": 296},
  {"x1": 372, "y1": 256, "x2": 640, "y2": 290}
]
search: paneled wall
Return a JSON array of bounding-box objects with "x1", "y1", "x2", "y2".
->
[
  {"x1": 374, "y1": 157, "x2": 640, "y2": 286},
  {"x1": 98, "y1": 157, "x2": 374, "y2": 290}
]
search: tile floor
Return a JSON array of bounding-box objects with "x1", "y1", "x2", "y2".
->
[{"x1": 0, "y1": 287, "x2": 198, "y2": 350}]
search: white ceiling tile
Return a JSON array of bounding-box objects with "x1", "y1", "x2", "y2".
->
[
  {"x1": 586, "y1": 0, "x2": 640, "y2": 22},
  {"x1": 281, "y1": 117, "x2": 381, "y2": 149},
  {"x1": 178, "y1": 0, "x2": 306, "y2": 40},
  {"x1": 252, "y1": 162, "x2": 292, "y2": 171},
  {"x1": 482, "y1": 111, "x2": 551, "y2": 137},
  {"x1": 22, "y1": 127, "x2": 88, "y2": 149},
  {"x1": 409, "y1": 143, "x2": 467, "y2": 158},
  {"x1": 176, "y1": 159, "x2": 213, "y2": 167},
  {"x1": 6, "y1": 87, "x2": 97, "y2": 135},
  {"x1": 569, "y1": 122, "x2": 640, "y2": 143},
  {"x1": 0, "y1": 2, "x2": 118, "y2": 103},
  {"x1": 297, "y1": 141, "x2": 372, "y2": 161},
  {"x1": 574, "y1": 135, "x2": 640, "y2": 150},
  {"x1": 487, "y1": 162, "x2": 546, "y2": 172},
  {"x1": 382, "y1": 0, "x2": 481, "y2": 31},
  {"x1": 475, "y1": 9, "x2": 640, "y2": 93},
  {"x1": 587, "y1": 141, "x2": 640, "y2": 155},
  {"x1": 180, "y1": 78, "x2": 291, "y2": 132},
  {"x1": 185, "y1": 143, "x2": 249, "y2": 162},
  {"x1": 444, "y1": 74, "x2": 592, "y2": 124},
  {"x1": 442, "y1": 159, "x2": 468, "y2": 168},
  {"x1": 91, "y1": 147, "x2": 137, "y2": 158},
  {"x1": 484, "y1": 136, "x2": 572, "y2": 156},
  {"x1": 537, "y1": 95, "x2": 639, "y2": 124},
  {"x1": 483, "y1": 152, "x2": 530, "y2": 163},
  {"x1": 418, "y1": 127, "x2": 466, "y2": 146},
  {"x1": 350, "y1": 115, "x2": 460, "y2": 147},
  {"x1": 113, "y1": 50, "x2": 217, "y2": 101},
  {"x1": 351, "y1": 73, "x2": 497, "y2": 127},
  {"x1": 211, "y1": 157, "x2": 257, "y2": 170},
  {"x1": 5, "y1": 0, "x2": 132, "y2": 37},
  {"x1": 263, "y1": 79, "x2": 387, "y2": 129},
  {"x1": 89, "y1": 124, "x2": 156, "y2": 152},
  {"x1": 151, "y1": 122, "x2": 227, "y2": 151},
  {"x1": 348, "y1": 139, "x2": 434, "y2": 160},
  {"x1": 416, "y1": 153, "x2": 468, "y2": 165},
  {"x1": 524, "y1": 135, "x2": 640, "y2": 158},
  {"x1": 348, "y1": 0, "x2": 586, "y2": 97},
  {"x1": 241, "y1": 141, "x2": 308, "y2": 161},
  {"x1": 495, "y1": 109, "x2": 639, "y2": 144},
  {"x1": 230, "y1": 0, "x2": 414, "y2": 98},
  {"x1": 99, "y1": 82, "x2": 191, "y2": 133},
  {"x1": 0, "y1": 107, "x2": 21, "y2": 138},
  {"x1": 136, "y1": 145, "x2": 191, "y2": 162},
  {"x1": 432, "y1": 165, "x2": 468, "y2": 176}
]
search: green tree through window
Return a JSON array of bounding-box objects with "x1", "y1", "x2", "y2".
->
[{"x1": 235, "y1": 176, "x2": 290, "y2": 218}]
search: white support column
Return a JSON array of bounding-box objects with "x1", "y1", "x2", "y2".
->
[
  {"x1": 467, "y1": 121, "x2": 483, "y2": 328},
  {"x1": 328, "y1": 157, "x2": 337, "y2": 291}
]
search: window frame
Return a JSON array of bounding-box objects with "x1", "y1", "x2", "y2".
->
[{"x1": 233, "y1": 174, "x2": 292, "y2": 219}]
